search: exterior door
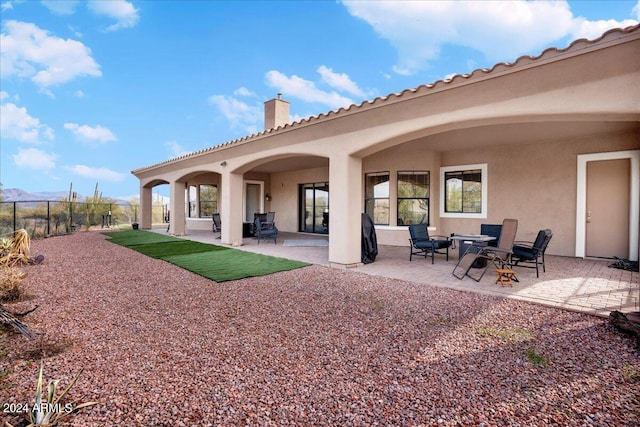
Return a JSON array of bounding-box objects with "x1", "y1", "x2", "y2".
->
[
  {"x1": 585, "y1": 158, "x2": 630, "y2": 258},
  {"x1": 244, "y1": 182, "x2": 263, "y2": 223},
  {"x1": 299, "y1": 183, "x2": 329, "y2": 234}
]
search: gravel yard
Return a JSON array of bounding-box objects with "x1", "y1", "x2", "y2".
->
[{"x1": 1, "y1": 231, "x2": 639, "y2": 426}]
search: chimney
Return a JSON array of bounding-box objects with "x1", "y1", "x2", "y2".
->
[{"x1": 264, "y1": 93, "x2": 290, "y2": 130}]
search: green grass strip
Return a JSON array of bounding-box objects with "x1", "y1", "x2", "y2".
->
[
  {"x1": 103, "y1": 229, "x2": 309, "y2": 282},
  {"x1": 131, "y1": 240, "x2": 229, "y2": 259},
  {"x1": 103, "y1": 230, "x2": 181, "y2": 246},
  {"x1": 163, "y1": 250, "x2": 309, "y2": 282}
]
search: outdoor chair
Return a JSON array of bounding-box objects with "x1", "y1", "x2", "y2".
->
[
  {"x1": 255, "y1": 217, "x2": 278, "y2": 244},
  {"x1": 511, "y1": 229, "x2": 553, "y2": 277},
  {"x1": 408, "y1": 224, "x2": 452, "y2": 264},
  {"x1": 212, "y1": 213, "x2": 222, "y2": 232},
  {"x1": 452, "y1": 218, "x2": 518, "y2": 281},
  {"x1": 480, "y1": 223, "x2": 502, "y2": 248},
  {"x1": 264, "y1": 211, "x2": 276, "y2": 227}
]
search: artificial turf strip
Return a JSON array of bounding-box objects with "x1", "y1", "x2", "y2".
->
[
  {"x1": 129, "y1": 240, "x2": 229, "y2": 259},
  {"x1": 103, "y1": 230, "x2": 182, "y2": 246},
  {"x1": 103, "y1": 229, "x2": 309, "y2": 282},
  {"x1": 162, "y1": 250, "x2": 309, "y2": 283}
]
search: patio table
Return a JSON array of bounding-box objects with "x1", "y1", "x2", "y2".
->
[{"x1": 451, "y1": 234, "x2": 496, "y2": 268}]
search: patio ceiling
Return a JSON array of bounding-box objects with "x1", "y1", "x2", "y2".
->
[
  {"x1": 396, "y1": 120, "x2": 638, "y2": 153},
  {"x1": 251, "y1": 155, "x2": 329, "y2": 173},
  {"x1": 251, "y1": 120, "x2": 637, "y2": 172}
]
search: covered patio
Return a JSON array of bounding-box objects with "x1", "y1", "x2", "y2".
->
[{"x1": 150, "y1": 227, "x2": 639, "y2": 318}]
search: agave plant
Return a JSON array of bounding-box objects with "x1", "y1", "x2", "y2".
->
[
  {"x1": 0, "y1": 236, "x2": 12, "y2": 257},
  {"x1": 10, "y1": 362, "x2": 98, "y2": 426}
]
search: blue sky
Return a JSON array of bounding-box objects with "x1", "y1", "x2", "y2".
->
[{"x1": 1, "y1": 0, "x2": 638, "y2": 201}]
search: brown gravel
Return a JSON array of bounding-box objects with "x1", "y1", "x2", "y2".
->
[{"x1": 1, "y1": 231, "x2": 639, "y2": 426}]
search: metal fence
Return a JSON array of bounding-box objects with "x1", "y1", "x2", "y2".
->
[{"x1": 0, "y1": 200, "x2": 167, "y2": 238}]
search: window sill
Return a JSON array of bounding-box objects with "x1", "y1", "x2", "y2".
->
[{"x1": 376, "y1": 225, "x2": 436, "y2": 231}]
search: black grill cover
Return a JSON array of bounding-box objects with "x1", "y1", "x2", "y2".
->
[{"x1": 361, "y1": 213, "x2": 378, "y2": 264}]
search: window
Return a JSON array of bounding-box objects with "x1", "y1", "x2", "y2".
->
[
  {"x1": 199, "y1": 184, "x2": 218, "y2": 217},
  {"x1": 188, "y1": 184, "x2": 217, "y2": 218},
  {"x1": 440, "y1": 164, "x2": 487, "y2": 218},
  {"x1": 397, "y1": 171, "x2": 429, "y2": 225},
  {"x1": 365, "y1": 172, "x2": 389, "y2": 225}
]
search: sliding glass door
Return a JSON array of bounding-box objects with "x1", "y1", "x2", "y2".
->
[{"x1": 299, "y1": 182, "x2": 329, "y2": 234}]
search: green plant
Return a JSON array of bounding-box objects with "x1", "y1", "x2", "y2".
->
[
  {"x1": 371, "y1": 299, "x2": 384, "y2": 311},
  {"x1": 0, "y1": 237, "x2": 12, "y2": 256},
  {"x1": 8, "y1": 362, "x2": 97, "y2": 426},
  {"x1": 622, "y1": 364, "x2": 639, "y2": 382},
  {"x1": 525, "y1": 348, "x2": 547, "y2": 367},
  {"x1": 478, "y1": 326, "x2": 533, "y2": 341}
]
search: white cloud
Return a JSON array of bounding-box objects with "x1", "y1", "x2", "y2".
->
[
  {"x1": 265, "y1": 70, "x2": 354, "y2": 110},
  {"x1": 569, "y1": 17, "x2": 639, "y2": 40},
  {"x1": 316, "y1": 65, "x2": 366, "y2": 98},
  {"x1": 66, "y1": 164, "x2": 125, "y2": 182},
  {"x1": 13, "y1": 147, "x2": 57, "y2": 171},
  {"x1": 1, "y1": 2, "x2": 13, "y2": 12},
  {"x1": 208, "y1": 94, "x2": 261, "y2": 134},
  {"x1": 0, "y1": 100, "x2": 55, "y2": 143},
  {"x1": 341, "y1": 0, "x2": 639, "y2": 75},
  {"x1": 73, "y1": 90, "x2": 85, "y2": 98},
  {"x1": 0, "y1": 20, "x2": 102, "y2": 88},
  {"x1": 41, "y1": 0, "x2": 80, "y2": 15},
  {"x1": 234, "y1": 87, "x2": 256, "y2": 97},
  {"x1": 87, "y1": 0, "x2": 139, "y2": 31},
  {"x1": 64, "y1": 123, "x2": 116, "y2": 143},
  {"x1": 164, "y1": 140, "x2": 190, "y2": 157},
  {"x1": 634, "y1": 0, "x2": 640, "y2": 20}
]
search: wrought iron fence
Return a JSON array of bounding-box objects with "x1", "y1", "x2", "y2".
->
[{"x1": 0, "y1": 200, "x2": 167, "y2": 238}]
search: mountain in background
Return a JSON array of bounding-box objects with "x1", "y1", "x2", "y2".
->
[
  {"x1": 1, "y1": 188, "x2": 168, "y2": 205},
  {"x1": 1, "y1": 188, "x2": 135, "y2": 204},
  {"x1": 2, "y1": 188, "x2": 69, "y2": 202}
]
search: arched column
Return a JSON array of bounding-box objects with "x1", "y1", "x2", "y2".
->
[
  {"x1": 328, "y1": 153, "x2": 363, "y2": 267},
  {"x1": 169, "y1": 181, "x2": 186, "y2": 235},
  {"x1": 140, "y1": 185, "x2": 153, "y2": 229},
  {"x1": 221, "y1": 170, "x2": 244, "y2": 245}
]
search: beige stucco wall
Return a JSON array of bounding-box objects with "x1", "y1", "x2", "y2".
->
[
  {"x1": 440, "y1": 129, "x2": 639, "y2": 256},
  {"x1": 269, "y1": 166, "x2": 329, "y2": 232},
  {"x1": 363, "y1": 145, "x2": 443, "y2": 246}
]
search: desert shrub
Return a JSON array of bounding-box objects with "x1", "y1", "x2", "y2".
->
[{"x1": 0, "y1": 266, "x2": 25, "y2": 302}]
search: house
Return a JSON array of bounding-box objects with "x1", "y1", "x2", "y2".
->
[{"x1": 132, "y1": 25, "x2": 640, "y2": 268}]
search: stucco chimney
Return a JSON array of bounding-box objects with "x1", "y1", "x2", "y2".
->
[{"x1": 264, "y1": 93, "x2": 290, "y2": 130}]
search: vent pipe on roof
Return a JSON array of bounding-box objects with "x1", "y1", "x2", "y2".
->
[{"x1": 264, "y1": 93, "x2": 290, "y2": 130}]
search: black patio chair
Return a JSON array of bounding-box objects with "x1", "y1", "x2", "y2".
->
[
  {"x1": 452, "y1": 218, "x2": 518, "y2": 281},
  {"x1": 480, "y1": 223, "x2": 502, "y2": 248},
  {"x1": 212, "y1": 213, "x2": 222, "y2": 233},
  {"x1": 264, "y1": 211, "x2": 276, "y2": 228},
  {"x1": 511, "y1": 229, "x2": 553, "y2": 277},
  {"x1": 408, "y1": 223, "x2": 452, "y2": 264},
  {"x1": 255, "y1": 216, "x2": 278, "y2": 244}
]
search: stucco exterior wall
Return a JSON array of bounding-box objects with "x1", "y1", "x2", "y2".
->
[
  {"x1": 269, "y1": 166, "x2": 329, "y2": 232},
  {"x1": 440, "y1": 129, "x2": 638, "y2": 256},
  {"x1": 363, "y1": 145, "x2": 443, "y2": 246}
]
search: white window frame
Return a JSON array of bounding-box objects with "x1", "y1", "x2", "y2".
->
[{"x1": 440, "y1": 163, "x2": 488, "y2": 219}]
